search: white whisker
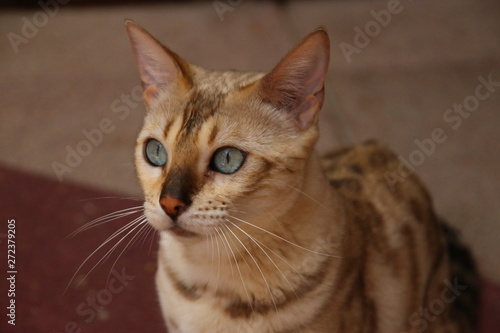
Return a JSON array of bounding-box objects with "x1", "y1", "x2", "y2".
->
[
  {"x1": 138, "y1": 222, "x2": 154, "y2": 248},
  {"x1": 214, "y1": 228, "x2": 221, "y2": 293},
  {"x1": 284, "y1": 183, "x2": 328, "y2": 210},
  {"x1": 107, "y1": 218, "x2": 149, "y2": 282},
  {"x1": 228, "y1": 214, "x2": 342, "y2": 258},
  {"x1": 147, "y1": 226, "x2": 157, "y2": 256},
  {"x1": 227, "y1": 208, "x2": 248, "y2": 215},
  {"x1": 65, "y1": 214, "x2": 145, "y2": 293},
  {"x1": 224, "y1": 224, "x2": 259, "y2": 282},
  {"x1": 228, "y1": 221, "x2": 299, "y2": 302},
  {"x1": 209, "y1": 233, "x2": 215, "y2": 285},
  {"x1": 85, "y1": 217, "x2": 147, "y2": 287},
  {"x1": 68, "y1": 206, "x2": 144, "y2": 237},
  {"x1": 78, "y1": 196, "x2": 142, "y2": 202},
  {"x1": 220, "y1": 225, "x2": 253, "y2": 308},
  {"x1": 215, "y1": 227, "x2": 234, "y2": 279},
  {"x1": 252, "y1": 233, "x2": 310, "y2": 287},
  {"x1": 224, "y1": 221, "x2": 278, "y2": 313}
]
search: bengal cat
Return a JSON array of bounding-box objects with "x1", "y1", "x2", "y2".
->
[{"x1": 124, "y1": 20, "x2": 478, "y2": 333}]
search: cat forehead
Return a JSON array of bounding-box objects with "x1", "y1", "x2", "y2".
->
[
  {"x1": 146, "y1": 69, "x2": 265, "y2": 140},
  {"x1": 191, "y1": 67, "x2": 264, "y2": 93}
]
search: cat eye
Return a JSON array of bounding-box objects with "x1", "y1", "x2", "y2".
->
[
  {"x1": 211, "y1": 147, "x2": 246, "y2": 174},
  {"x1": 145, "y1": 139, "x2": 167, "y2": 166}
]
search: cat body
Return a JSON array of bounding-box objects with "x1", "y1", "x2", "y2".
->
[{"x1": 125, "y1": 21, "x2": 477, "y2": 333}]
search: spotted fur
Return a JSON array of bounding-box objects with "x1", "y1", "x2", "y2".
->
[{"x1": 125, "y1": 21, "x2": 478, "y2": 333}]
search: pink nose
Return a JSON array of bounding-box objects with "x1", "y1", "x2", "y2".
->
[{"x1": 160, "y1": 196, "x2": 187, "y2": 220}]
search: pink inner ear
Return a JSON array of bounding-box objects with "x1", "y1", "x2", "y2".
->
[
  {"x1": 260, "y1": 30, "x2": 330, "y2": 129},
  {"x1": 297, "y1": 92, "x2": 324, "y2": 128},
  {"x1": 135, "y1": 45, "x2": 178, "y2": 89},
  {"x1": 125, "y1": 21, "x2": 182, "y2": 104},
  {"x1": 304, "y1": 53, "x2": 329, "y2": 96}
]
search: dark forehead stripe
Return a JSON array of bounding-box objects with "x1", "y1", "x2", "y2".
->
[
  {"x1": 163, "y1": 119, "x2": 174, "y2": 138},
  {"x1": 179, "y1": 89, "x2": 225, "y2": 139},
  {"x1": 208, "y1": 123, "x2": 219, "y2": 145}
]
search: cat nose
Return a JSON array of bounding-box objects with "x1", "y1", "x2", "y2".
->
[{"x1": 160, "y1": 196, "x2": 188, "y2": 220}]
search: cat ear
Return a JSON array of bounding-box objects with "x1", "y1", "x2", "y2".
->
[
  {"x1": 259, "y1": 28, "x2": 330, "y2": 129},
  {"x1": 125, "y1": 20, "x2": 191, "y2": 107}
]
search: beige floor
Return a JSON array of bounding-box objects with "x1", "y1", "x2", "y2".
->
[{"x1": 0, "y1": 1, "x2": 499, "y2": 282}]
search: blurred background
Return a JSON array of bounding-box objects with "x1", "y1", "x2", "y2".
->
[{"x1": 0, "y1": 0, "x2": 499, "y2": 332}]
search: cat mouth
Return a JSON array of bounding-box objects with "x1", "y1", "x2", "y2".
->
[{"x1": 168, "y1": 225, "x2": 198, "y2": 238}]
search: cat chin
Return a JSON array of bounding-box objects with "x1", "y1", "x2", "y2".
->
[
  {"x1": 145, "y1": 216, "x2": 172, "y2": 232},
  {"x1": 167, "y1": 225, "x2": 198, "y2": 238}
]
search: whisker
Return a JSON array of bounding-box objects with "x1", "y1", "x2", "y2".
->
[
  {"x1": 227, "y1": 208, "x2": 248, "y2": 215},
  {"x1": 220, "y1": 225, "x2": 253, "y2": 308},
  {"x1": 107, "y1": 218, "x2": 149, "y2": 282},
  {"x1": 65, "y1": 214, "x2": 145, "y2": 293},
  {"x1": 138, "y1": 222, "x2": 154, "y2": 248},
  {"x1": 68, "y1": 206, "x2": 144, "y2": 237},
  {"x1": 227, "y1": 214, "x2": 342, "y2": 259},
  {"x1": 283, "y1": 183, "x2": 328, "y2": 210},
  {"x1": 94, "y1": 215, "x2": 146, "y2": 262},
  {"x1": 224, "y1": 224, "x2": 259, "y2": 282},
  {"x1": 252, "y1": 233, "x2": 309, "y2": 287},
  {"x1": 228, "y1": 221, "x2": 299, "y2": 302},
  {"x1": 137, "y1": 222, "x2": 152, "y2": 248},
  {"x1": 262, "y1": 207, "x2": 294, "y2": 243},
  {"x1": 70, "y1": 217, "x2": 138, "y2": 278},
  {"x1": 77, "y1": 196, "x2": 142, "y2": 202},
  {"x1": 224, "y1": 220, "x2": 278, "y2": 313},
  {"x1": 83, "y1": 217, "x2": 147, "y2": 289},
  {"x1": 215, "y1": 227, "x2": 234, "y2": 279},
  {"x1": 147, "y1": 225, "x2": 157, "y2": 256},
  {"x1": 209, "y1": 233, "x2": 215, "y2": 285},
  {"x1": 214, "y1": 228, "x2": 221, "y2": 293}
]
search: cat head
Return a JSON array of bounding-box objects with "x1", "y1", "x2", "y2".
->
[{"x1": 125, "y1": 21, "x2": 330, "y2": 238}]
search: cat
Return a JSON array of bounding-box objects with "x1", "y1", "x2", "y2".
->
[{"x1": 124, "y1": 20, "x2": 478, "y2": 333}]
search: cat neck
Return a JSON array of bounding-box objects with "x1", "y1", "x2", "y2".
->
[
  {"x1": 266, "y1": 152, "x2": 343, "y2": 254},
  {"x1": 272, "y1": 152, "x2": 339, "y2": 230}
]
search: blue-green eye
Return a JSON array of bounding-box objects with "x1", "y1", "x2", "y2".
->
[
  {"x1": 145, "y1": 139, "x2": 167, "y2": 166},
  {"x1": 211, "y1": 147, "x2": 246, "y2": 174}
]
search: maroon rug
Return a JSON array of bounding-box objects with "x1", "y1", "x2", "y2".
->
[
  {"x1": 0, "y1": 164, "x2": 498, "y2": 332},
  {"x1": 0, "y1": 165, "x2": 164, "y2": 332}
]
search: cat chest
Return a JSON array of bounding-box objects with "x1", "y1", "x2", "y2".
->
[
  {"x1": 155, "y1": 264, "x2": 274, "y2": 333},
  {"x1": 154, "y1": 257, "x2": 330, "y2": 333}
]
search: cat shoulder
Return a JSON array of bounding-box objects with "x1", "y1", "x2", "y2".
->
[{"x1": 320, "y1": 140, "x2": 432, "y2": 204}]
